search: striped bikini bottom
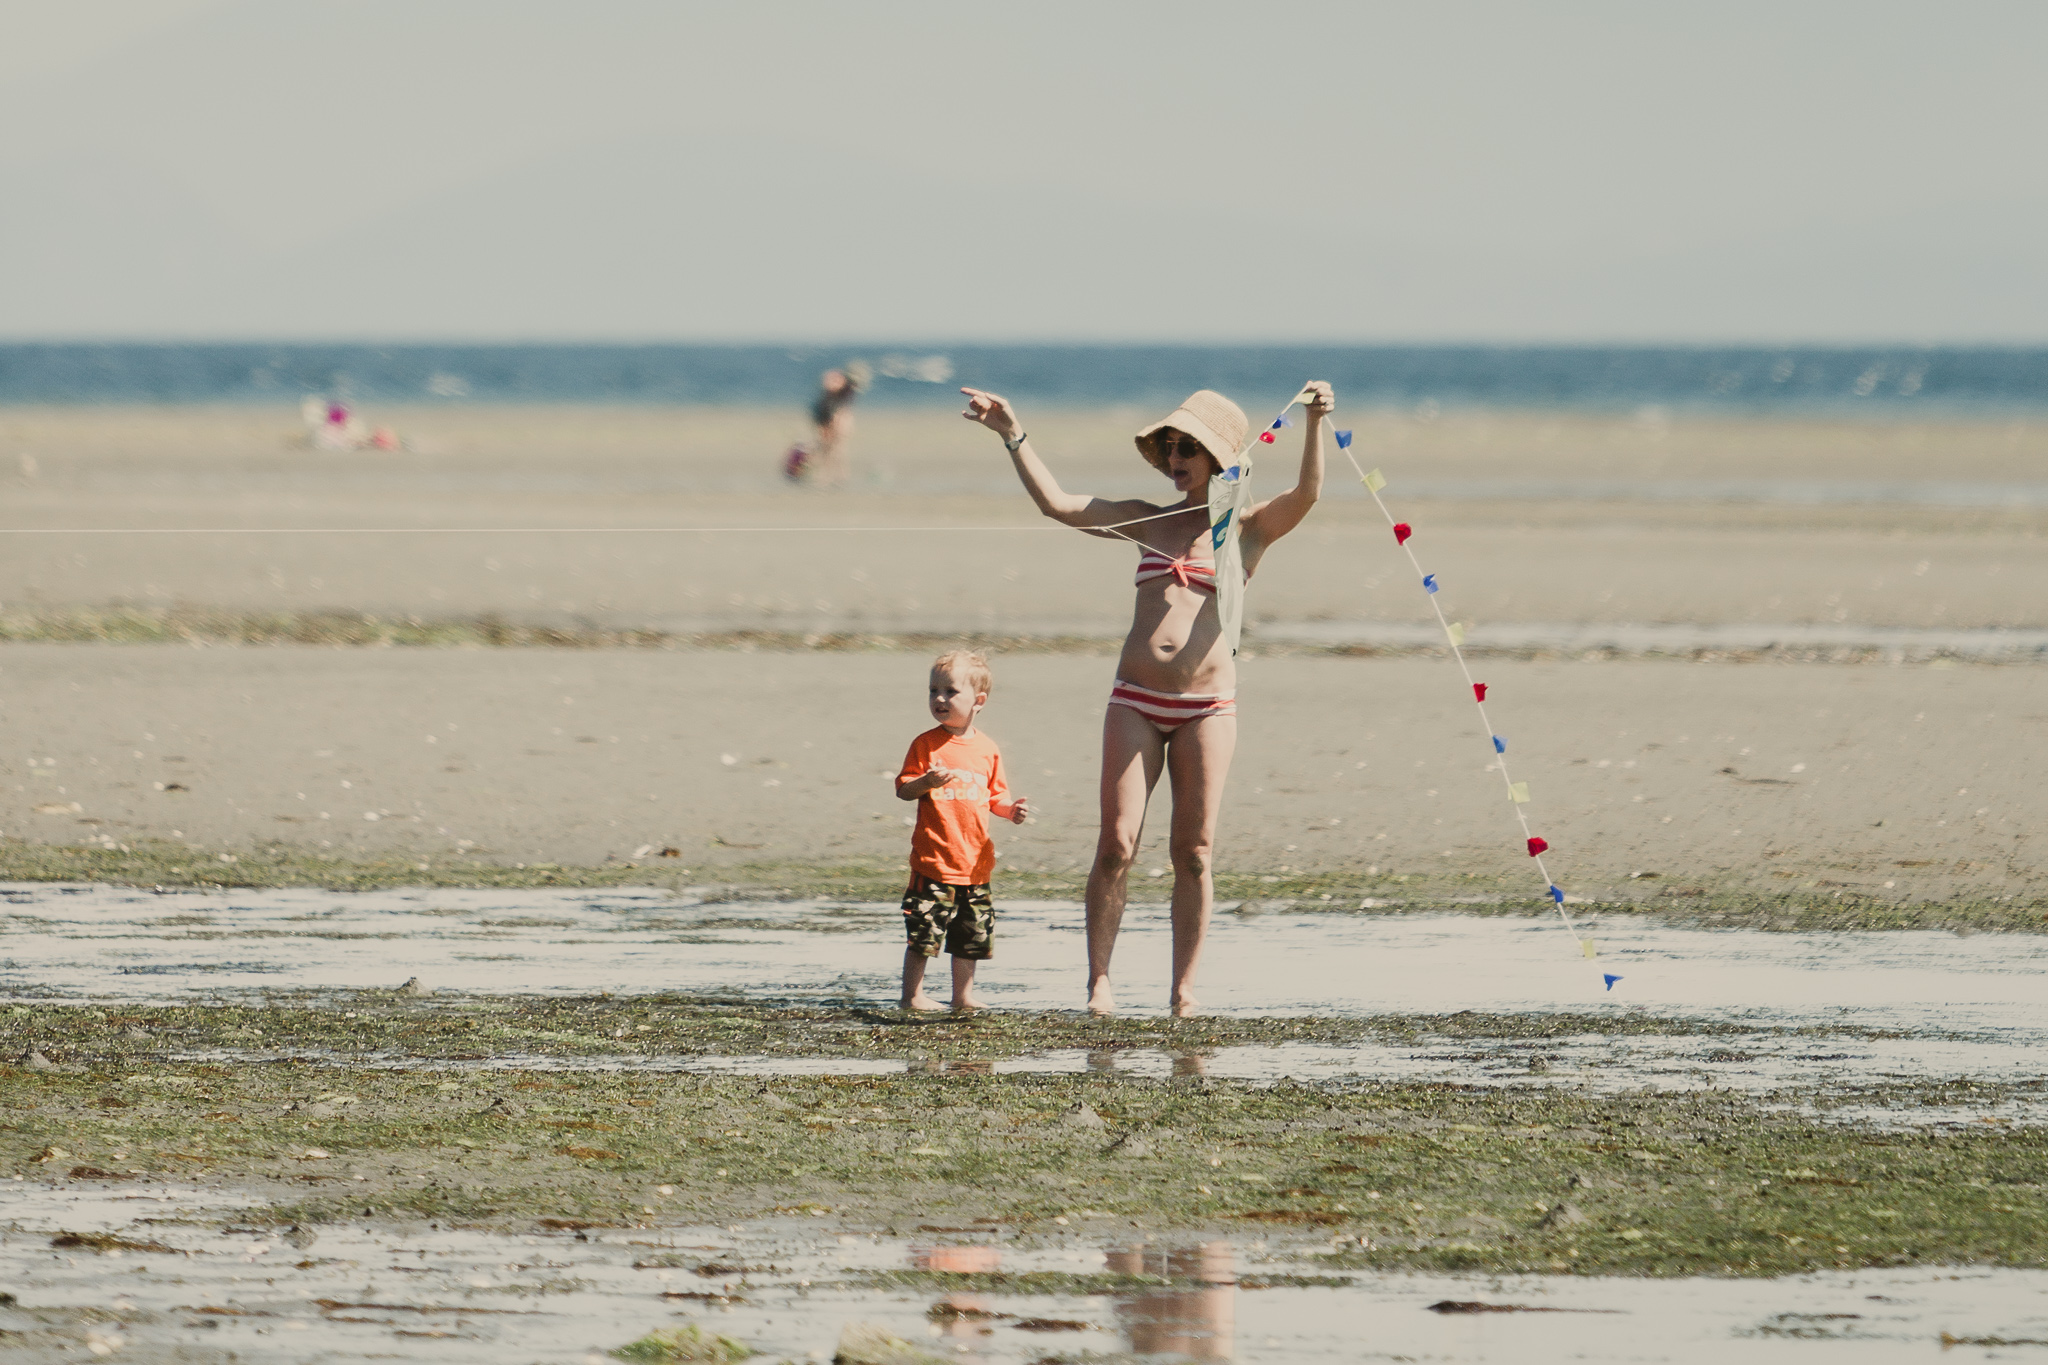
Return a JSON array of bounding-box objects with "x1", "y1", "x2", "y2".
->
[{"x1": 1107, "y1": 678, "x2": 1239, "y2": 734}]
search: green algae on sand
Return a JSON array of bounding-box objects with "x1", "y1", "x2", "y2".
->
[
  {"x1": 3, "y1": 838, "x2": 2042, "y2": 933},
  {"x1": 4, "y1": 1058, "x2": 2042, "y2": 1279}
]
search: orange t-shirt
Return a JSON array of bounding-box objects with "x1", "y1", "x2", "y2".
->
[{"x1": 899, "y1": 726, "x2": 1017, "y2": 884}]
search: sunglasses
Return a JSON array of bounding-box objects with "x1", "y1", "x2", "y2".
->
[{"x1": 1157, "y1": 432, "x2": 1209, "y2": 459}]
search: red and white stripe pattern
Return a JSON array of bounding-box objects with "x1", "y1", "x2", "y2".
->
[
  {"x1": 1107, "y1": 678, "x2": 1238, "y2": 733},
  {"x1": 1134, "y1": 550, "x2": 1217, "y2": 594}
]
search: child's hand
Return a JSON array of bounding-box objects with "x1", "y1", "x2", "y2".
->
[
  {"x1": 1008, "y1": 796, "x2": 1031, "y2": 825},
  {"x1": 924, "y1": 766, "x2": 960, "y2": 791}
]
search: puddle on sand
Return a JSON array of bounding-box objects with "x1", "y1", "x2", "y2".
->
[
  {"x1": 5, "y1": 1183, "x2": 2048, "y2": 1364},
  {"x1": 7, "y1": 882, "x2": 2046, "y2": 1036},
  {"x1": 154, "y1": 1034, "x2": 2048, "y2": 1129},
  {"x1": 10, "y1": 882, "x2": 2045, "y2": 1116}
]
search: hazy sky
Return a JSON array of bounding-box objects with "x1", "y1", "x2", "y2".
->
[{"x1": 2, "y1": 1, "x2": 2043, "y2": 342}]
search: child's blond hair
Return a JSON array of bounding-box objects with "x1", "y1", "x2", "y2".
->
[{"x1": 932, "y1": 648, "x2": 993, "y2": 698}]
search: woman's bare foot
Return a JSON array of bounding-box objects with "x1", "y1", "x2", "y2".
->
[
  {"x1": 901, "y1": 993, "x2": 944, "y2": 1012},
  {"x1": 1087, "y1": 978, "x2": 1116, "y2": 1015},
  {"x1": 1170, "y1": 990, "x2": 1201, "y2": 1017}
]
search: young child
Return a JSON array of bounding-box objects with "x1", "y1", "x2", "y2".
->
[{"x1": 896, "y1": 650, "x2": 1029, "y2": 1010}]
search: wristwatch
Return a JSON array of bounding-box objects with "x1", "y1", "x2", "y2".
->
[{"x1": 1003, "y1": 431, "x2": 1028, "y2": 454}]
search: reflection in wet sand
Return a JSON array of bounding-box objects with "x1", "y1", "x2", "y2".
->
[
  {"x1": 915, "y1": 1244, "x2": 1006, "y2": 1364},
  {"x1": 1105, "y1": 1242, "x2": 1236, "y2": 1359}
]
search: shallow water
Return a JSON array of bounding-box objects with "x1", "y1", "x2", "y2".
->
[
  {"x1": 6, "y1": 882, "x2": 2043, "y2": 1037},
  {"x1": 10, "y1": 882, "x2": 2044, "y2": 1122},
  {"x1": 4, "y1": 1182, "x2": 2045, "y2": 1363}
]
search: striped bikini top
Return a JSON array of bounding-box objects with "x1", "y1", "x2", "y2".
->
[{"x1": 1134, "y1": 550, "x2": 1218, "y2": 595}]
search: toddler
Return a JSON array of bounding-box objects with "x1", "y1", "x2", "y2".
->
[{"x1": 896, "y1": 650, "x2": 1029, "y2": 1010}]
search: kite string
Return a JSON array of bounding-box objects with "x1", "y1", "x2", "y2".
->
[{"x1": 1332, "y1": 437, "x2": 1596, "y2": 967}]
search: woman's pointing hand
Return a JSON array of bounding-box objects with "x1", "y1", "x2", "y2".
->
[{"x1": 960, "y1": 388, "x2": 1021, "y2": 441}]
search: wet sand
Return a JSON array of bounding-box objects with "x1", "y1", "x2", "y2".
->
[{"x1": 1, "y1": 643, "x2": 2039, "y2": 903}]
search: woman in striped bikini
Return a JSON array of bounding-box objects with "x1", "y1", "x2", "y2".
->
[{"x1": 960, "y1": 381, "x2": 1334, "y2": 1014}]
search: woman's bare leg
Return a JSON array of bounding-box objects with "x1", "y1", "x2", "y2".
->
[
  {"x1": 1164, "y1": 712, "x2": 1237, "y2": 1015},
  {"x1": 1085, "y1": 704, "x2": 1166, "y2": 1014}
]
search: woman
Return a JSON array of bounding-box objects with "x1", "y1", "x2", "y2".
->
[{"x1": 961, "y1": 381, "x2": 1334, "y2": 1014}]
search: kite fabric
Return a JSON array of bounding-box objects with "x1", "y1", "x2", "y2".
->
[
  {"x1": 1205, "y1": 385, "x2": 1319, "y2": 659},
  {"x1": 1207, "y1": 447, "x2": 1255, "y2": 658}
]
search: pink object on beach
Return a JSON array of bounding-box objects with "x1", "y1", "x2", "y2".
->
[
  {"x1": 1472, "y1": 683, "x2": 1488, "y2": 702},
  {"x1": 1393, "y1": 523, "x2": 1412, "y2": 545},
  {"x1": 1527, "y1": 836, "x2": 1549, "y2": 857}
]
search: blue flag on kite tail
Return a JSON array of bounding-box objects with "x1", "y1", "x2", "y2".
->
[
  {"x1": 1603, "y1": 974, "x2": 1623, "y2": 991},
  {"x1": 1334, "y1": 429, "x2": 1353, "y2": 448}
]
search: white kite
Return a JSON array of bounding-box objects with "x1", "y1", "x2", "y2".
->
[
  {"x1": 1207, "y1": 446, "x2": 1255, "y2": 659},
  {"x1": 1208, "y1": 386, "x2": 1320, "y2": 658}
]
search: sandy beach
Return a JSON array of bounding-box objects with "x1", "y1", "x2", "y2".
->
[
  {"x1": 2, "y1": 406, "x2": 2044, "y2": 1350},
  {"x1": 4, "y1": 404, "x2": 2044, "y2": 639},
  {"x1": 0, "y1": 404, "x2": 2043, "y2": 910},
  {"x1": 0, "y1": 641, "x2": 2036, "y2": 905}
]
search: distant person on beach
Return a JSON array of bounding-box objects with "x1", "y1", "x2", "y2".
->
[
  {"x1": 895, "y1": 650, "x2": 1030, "y2": 1011},
  {"x1": 803, "y1": 364, "x2": 866, "y2": 485},
  {"x1": 961, "y1": 381, "x2": 1334, "y2": 1015},
  {"x1": 301, "y1": 395, "x2": 399, "y2": 453}
]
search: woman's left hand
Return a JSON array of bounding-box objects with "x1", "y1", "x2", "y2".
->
[{"x1": 1303, "y1": 380, "x2": 1335, "y2": 417}]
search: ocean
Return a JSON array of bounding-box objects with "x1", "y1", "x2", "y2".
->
[{"x1": 1, "y1": 343, "x2": 2044, "y2": 413}]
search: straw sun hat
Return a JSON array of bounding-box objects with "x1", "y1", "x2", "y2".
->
[{"x1": 1135, "y1": 390, "x2": 1249, "y2": 477}]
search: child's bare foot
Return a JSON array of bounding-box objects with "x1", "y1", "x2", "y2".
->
[
  {"x1": 901, "y1": 993, "x2": 944, "y2": 1012},
  {"x1": 1170, "y1": 990, "x2": 1201, "y2": 1017},
  {"x1": 1087, "y1": 979, "x2": 1116, "y2": 1016},
  {"x1": 950, "y1": 991, "x2": 984, "y2": 1012}
]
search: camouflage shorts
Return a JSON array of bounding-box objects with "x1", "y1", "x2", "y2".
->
[{"x1": 901, "y1": 877, "x2": 995, "y2": 960}]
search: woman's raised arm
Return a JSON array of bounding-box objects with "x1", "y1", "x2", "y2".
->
[
  {"x1": 961, "y1": 387, "x2": 1154, "y2": 532},
  {"x1": 1243, "y1": 380, "x2": 1333, "y2": 554}
]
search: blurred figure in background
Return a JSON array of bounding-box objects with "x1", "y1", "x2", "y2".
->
[
  {"x1": 301, "y1": 395, "x2": 400, "y2": 452},
  {"x1": 804, "y1": 362, "x2": 867, "y2": 486}
]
